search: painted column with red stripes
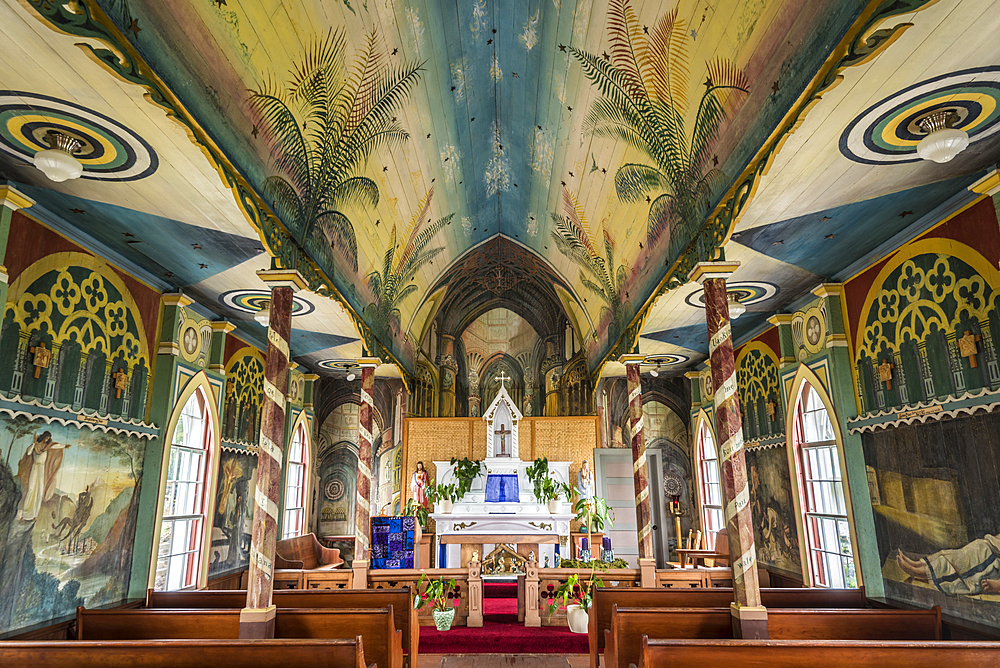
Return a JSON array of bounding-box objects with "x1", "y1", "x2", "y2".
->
[
  {"x1": 688, "y1": 261, "x2": 768, "y2": 639},
  {"x1": 354, "y1": 357, "x2": 381, "y2": 560},
  {"x1": 620, "y1": 354, "x2": 654, "y2": 559},
  {"x1": 240, "y1": 269, "x2": 305, "y2": 639}
]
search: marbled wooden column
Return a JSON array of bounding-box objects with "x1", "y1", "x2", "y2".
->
[
  {"x1": 620, "y1": 355, "x2": 654, "y2": 559},
  {"x1": 354, "y1": 357, "x2": 380, "y2": 560},
  {"x1": 688, "y1": 261, "x2": 767, "y2": 639},
  {"x1": 241, "y1": 269, "x2": 305, "y2": 639}
]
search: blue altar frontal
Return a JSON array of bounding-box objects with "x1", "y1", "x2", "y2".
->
[{"x1": 485, "y1": 473, "x2": 519, "y2": 503}]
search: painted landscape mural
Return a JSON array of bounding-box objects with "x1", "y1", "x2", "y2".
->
[
  {"x1": 746, "y1": 445, "x2": 801, "y2": 577},
  {"x1": 208, "y1": 448, "x2": 257, "y2": 578},
  {"x1": 0, "y1": 418, "x2": 146, "y2": 634}
]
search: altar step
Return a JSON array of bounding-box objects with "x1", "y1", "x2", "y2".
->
[{"x1": 421, "y1": 655, "x2": 590, "y2": 667}]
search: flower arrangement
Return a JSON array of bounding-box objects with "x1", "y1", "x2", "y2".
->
[{"x1": 544, "y1": 572, "x2": 603, "y2": 621}]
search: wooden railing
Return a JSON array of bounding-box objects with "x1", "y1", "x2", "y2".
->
[{"x1": 356, "y1": 561, "x2": 478, "y2": 627}]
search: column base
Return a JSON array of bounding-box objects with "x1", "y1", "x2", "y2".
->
[
  {"x1": 637, "y1": 557, "x2": 657, "y2": 588},
  {"x1": 239, "y1": 605, "x2": 277, "y2": 639},
  {"x1": 730, "y1": 603, "x2": 768, "y2": 639}
]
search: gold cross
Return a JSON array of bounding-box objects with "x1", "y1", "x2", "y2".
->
[
  {"x1": 877, "y1": 359, "x2": 895, "y2": 390},
  {"x1": 766, "y1": 400, "x2": 776, "y2": 420},
  {"x1": 28, "y1": 341, "x2": 52, "y2": 379},
  {"x1": 958, "y1": 331, "x2": 982, "y2": 368},
  {"x1": 113, "y1": 368, "x2": 128, "y2": 399}
]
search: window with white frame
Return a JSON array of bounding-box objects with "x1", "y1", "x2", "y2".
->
[
  {"x1": 793, "y1": 382, "x2": 857, "y2": 588},
  {"x1": 282, "y1": 423, "x2": 309, "y2": 539},
  {"x1": 155, "y1": 389, "x2": 212, "y2": 591},
  {"x1": 696, "y1": 421, "x2": 724, "y2": 550}
]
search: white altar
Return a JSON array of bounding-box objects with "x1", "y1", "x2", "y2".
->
[{"x1": 431, "y1": 373, "x2": 574, "y2": 568}]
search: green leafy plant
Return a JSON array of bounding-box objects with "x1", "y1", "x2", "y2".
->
[
  {"x1": 525, "y1": 456, "x2": 551, "y2": 500},
  {"x1": 430, "y1": 481, "x2": 461, "y2": 504},
  {"x1": 248, "y1": 29, "x2": 423, "y2": 270},
  {"x1": 413, "y1": 573, "x2": 462, "y2": 613},
  {"x1": 574, "y1": 495, "x2": 615, "y2": 533},
  {"x1": 449, "y1": 457, "x2": 484, "y2": 497},
  {"x1": 546, "y1": 572, "x2": 603, "y2": 621},
  {"x1": 404, "y1": 497, "x2": 428, "y2": 528},
  {"x1": 569, "y1": 0, "x2": 748, "y2": 257},
  {"x1": 555, "y1": 558, "x2": 629, "y2": 570}
]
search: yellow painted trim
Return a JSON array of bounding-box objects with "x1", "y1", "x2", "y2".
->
[
  {"x1": 147, "y1": 371, "x2": 223, "y2": 590},
  {"x1": 969, "y1": 169, "x2": 1000, "y2": 196},
  {"x1": 209, "y1": 321, "x2": 236, "y2": 334},
  {"x1": 687, "y1": 261, "x2": 740, "y2": 285},
  {"x1": 255, "y1": 268, "x2": 308, "y2": 292},
  {"x1": 784, "y1": 364, "x2": 864, "y2": 588},
  {"x1": 225, "y1": 345, "x2": 266, "y2": 375},
  {"x1": 852, "y1": 237, "x2": 1000, "y2": 358},
  {"x1": 0, "y1": 185, "x2": 34, "y2": 211},
  {"x1": 812, "y1": 283, "x2": 844, "y2": 299},
  {"x1": 768, "y1": 314, "x2": 795, "y2": 327},
  {"x1": 162, "y1": 293, "x2": 193, "y2": 307},
  {"x1": 734, "y1": 339, "x2": 780, "y2": 370}
]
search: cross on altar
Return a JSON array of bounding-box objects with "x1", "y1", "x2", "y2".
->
[
  {"x1": 959, "y1": 331, "x2": 982, "y2": 368},
  {"x1": 878, "y1": 359, "x2": 895, "y2": 390},
  {"x1": 495, "y1": 370, "x2": 510, "y2": 387},
  {"x1": 494, "y1": 422, "x2": 511, "y2": 456}
]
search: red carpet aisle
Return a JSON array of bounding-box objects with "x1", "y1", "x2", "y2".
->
[{"x1": 417, "y1": 582, "x2": 589, "y2": 654}]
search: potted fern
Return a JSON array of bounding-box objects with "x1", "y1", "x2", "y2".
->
[{"x1": 414, "y1": 573, "x2": 462, "y2": 630}]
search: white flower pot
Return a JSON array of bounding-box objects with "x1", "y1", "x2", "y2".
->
[
  {"x1": 439, "y1": 500, "x2": 454, "y2": 514},
  {"x1": 547, "y1": 499, "x2": 561, "y2": 513},
  {"x1": 433, "y1": 608, "x2": 456, "y2": 631},
  {"x1": 566, "y1": 604, "x2": 589, "y2": 633}
]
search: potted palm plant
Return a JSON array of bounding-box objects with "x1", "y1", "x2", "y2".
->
[{"x1": 414, "y1": 573, "x2": 463, "y2": 631}]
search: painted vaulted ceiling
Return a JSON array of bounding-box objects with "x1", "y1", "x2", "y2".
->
[{"x1": 0, "y1": 0, "x2": 998, "y2": 379}]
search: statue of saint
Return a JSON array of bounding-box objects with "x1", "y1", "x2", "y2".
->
[
  {"x1": 410, "y1": 461, "x2": 429, "y2": 509},
  {"x1": 578, "y1": 460, "x2": 594, "y2": 500}
]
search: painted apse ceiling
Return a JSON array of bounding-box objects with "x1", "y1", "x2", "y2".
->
[{"x1": 0, "y1": 0, "x2": 997, "y2": 380}]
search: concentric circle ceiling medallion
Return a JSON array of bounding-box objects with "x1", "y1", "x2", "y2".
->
[
  {"x1": 219, "y1": 289, "x2": 315, "y2": 316},
  {"x1": 643, "y1": 354, "x2": 689, "y2": 366},
  {"x1": 317, "y1": 360, "x2": 360, "y2": 372},
  {"x1": 684, "y1": 281, "x2": 777, "y2": 309},
  {"x1": 0, "y1": 91, "x2": 158, "y2": 181},
  {"x1": 840, "y1": 67, "x2": 1000, "y2": 165}
]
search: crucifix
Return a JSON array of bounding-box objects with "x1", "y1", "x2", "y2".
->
[
  {"x1": 112, "y1": 368, "x2": 128, "y2": 399},
  {"x1": 495, "y1": 422, "x2": 511, "y2": 456},
  {"x1": 877, "y1": 359, "x2": 895, "y2": 390},
  {"x1": 495, "y1": 370, "x2": 510, "y2": 387},
  {"x1": 28, "y1": 341, "x2": 53, "y2": 379},
  {"x1": 958, "y1": 330, "x2": 982, "y2": 368}
]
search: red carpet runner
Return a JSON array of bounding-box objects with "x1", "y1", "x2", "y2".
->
[{"x1": 417, "y1": 582, "x2": 589, "y2": 654}]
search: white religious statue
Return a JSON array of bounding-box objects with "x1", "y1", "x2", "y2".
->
[{"x1": 578, "y1": 460, "x2": 594, "y2": 500}]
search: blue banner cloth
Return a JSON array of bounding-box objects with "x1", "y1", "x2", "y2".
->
[
  {"x1": 485, "y1": 473, "x2": 519, "y2": 503},
  {"x1": 370, "y1": 516, "x2": 415, "y2": 569}
]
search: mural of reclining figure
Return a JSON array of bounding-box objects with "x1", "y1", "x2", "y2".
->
[{"x1": 896, "y1": 536, "x2": 1000, "y2": 596}]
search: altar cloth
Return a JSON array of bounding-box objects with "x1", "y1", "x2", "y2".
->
[{"x1": 485, "y1": 473, "x2": 519, "y2": 503}]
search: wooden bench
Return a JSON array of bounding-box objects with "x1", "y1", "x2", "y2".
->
[
  {"x1": 146, "y1": 588, "x2": 418, "y2": 667},
  {"x1": 634, "y1": 637, "x2": 1000, "y2": 668},
  {"x1": 590, "y1": 587, "x2": 868, "y2": 668},
  {"x1": 76, "y1": 606, "x2": 403, "y2": 668},
  {"x1": 0, "y1": 638, "x2": 372, "y2": 668},
  {"x1": 605, "y1": 605, "x2": 942, "y2": 668},
  {"x1": 276, "y1": 532, "x2": 344, "y2": 570}
]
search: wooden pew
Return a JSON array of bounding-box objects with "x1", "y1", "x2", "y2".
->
[
  {"x1": 590, "y1": 587, "x2": 867, "y2": 668},
  {"x1": 0, "y1": 638, "x2": 372, "y2": 668},
  {"x1": 604, "y1": 605, "x2": 941, "y2": 668},
  {"x1": 76, "y1": 606, "x2": 403, "y2": 668},
  {"x1": 634, "y1": 637, "x2": 1000, "y2": 668},
  {"x1": 145, "y1": 587, "x2": 418, "y2": 667}
]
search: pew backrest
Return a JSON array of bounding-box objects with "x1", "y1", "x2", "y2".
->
[
  {"x1": 276, "y1": 607, "x2": 404, "y2": 668},
  {"x1": 635, "y1": 637, "x2": 1000, "y2": 668},
  {"x1": 275, "y1": 533, "x2": 344, "y2": 570},
  {"x1": 0, "y1": 638, "x2": 371, "y2": 668},
  {"x1": 144, "y1": 587, "x2": 417, "y2": 666},
  {"x1": 589, "y1": 587, "x2": 867, "y2": 668}
]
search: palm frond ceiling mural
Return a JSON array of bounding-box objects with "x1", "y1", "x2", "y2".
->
[{"x1": 43, "y1": 0, "x2": 882, "y2": 373}]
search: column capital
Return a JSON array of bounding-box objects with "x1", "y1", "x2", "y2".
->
[
  {"x1": 256, "y1": 268, "x2": 309, "y2": 292},
  {"x1": 767, "y1": 313, "x2": 795, "y2": 327},
  {"x1": 970, "y1": 168, "x2": 1000, "y2": 196},
  {"x1": 683, "y1": 370, "x2": 702, "y2": 380},
  {"x1": 618, "y1": 353, "x2": 645, "y2": 366},
  {"x1": 356, "y1": 357, "x2": 381, "y2": 369},
  {"x1": 687, "y1": 261, "x2": 740, "y2": 285},
  {"x1": 0, "y1": 185, "x2": 34, "y2": 211},
  {"x1": 812, "y1": 283, "x2": 843, "y2": 299},
  {"x1": 303, "y1": 373, "x2": 320, "y2": 381},
  {"x1": 162, "y1": 293, "x2": 193, "y2": 307},
  {"x1": 210, "y1": 320, "x2": 237, "y2": 333}
]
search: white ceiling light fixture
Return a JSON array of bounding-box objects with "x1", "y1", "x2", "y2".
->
[
  {"x1": 728, "y1": 293, "x2": 746, "y2": 320},
  {"x1": 254, "y1": 299, "x2": 271, "y2": 327},
  {"x1": 916, "y1": 110, "x2": 969, "y2": 164},
  {"x1": 346, "y1": 372, "x2": 356, "y2": 381},
  {"x1": 649, "y1": 362, "x2": 661, "y2": 377},
  {"x1": 33, "y1": 132, "x2": 84, "y2": 182}
]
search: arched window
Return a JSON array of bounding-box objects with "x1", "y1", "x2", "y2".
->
[
  {"x1": 155, "y1": 389, "x2": 212, "y2": 591},
  {"x1": 695, "y1": 419, "x2": 723, "y2": 550},
  {"x1": 792, "y1": 382, "x2": 857, "y2": 588},
  {"x1": 282, "y1": 421, "x2": 309, "y2": 539}
]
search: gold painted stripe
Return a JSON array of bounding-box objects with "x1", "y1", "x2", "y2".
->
[
  {"x1": 267, "y1": 327, "x2": 289, "y2": 358},
  {"x1": 709, "y1": 322, "x2": 731, "y2": 355},
  {"x1": 638, "y1": 523, "x2": 652, "y2": 542},
  {"x1": 633, "y1": 451, "x2": 647, "y2": 474},
  {"x1": 263, "y1": 378, "x2": 286, "y2": 410},
  {"x1": 725, "y1": 485, "x2": 750, "y2": 523},
  {"x1": 637, "y1": 485, "x2": 649, "y2": 504},
  {"x1": 630, "y1": 418, "x2": 643, "y2": 439}
]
